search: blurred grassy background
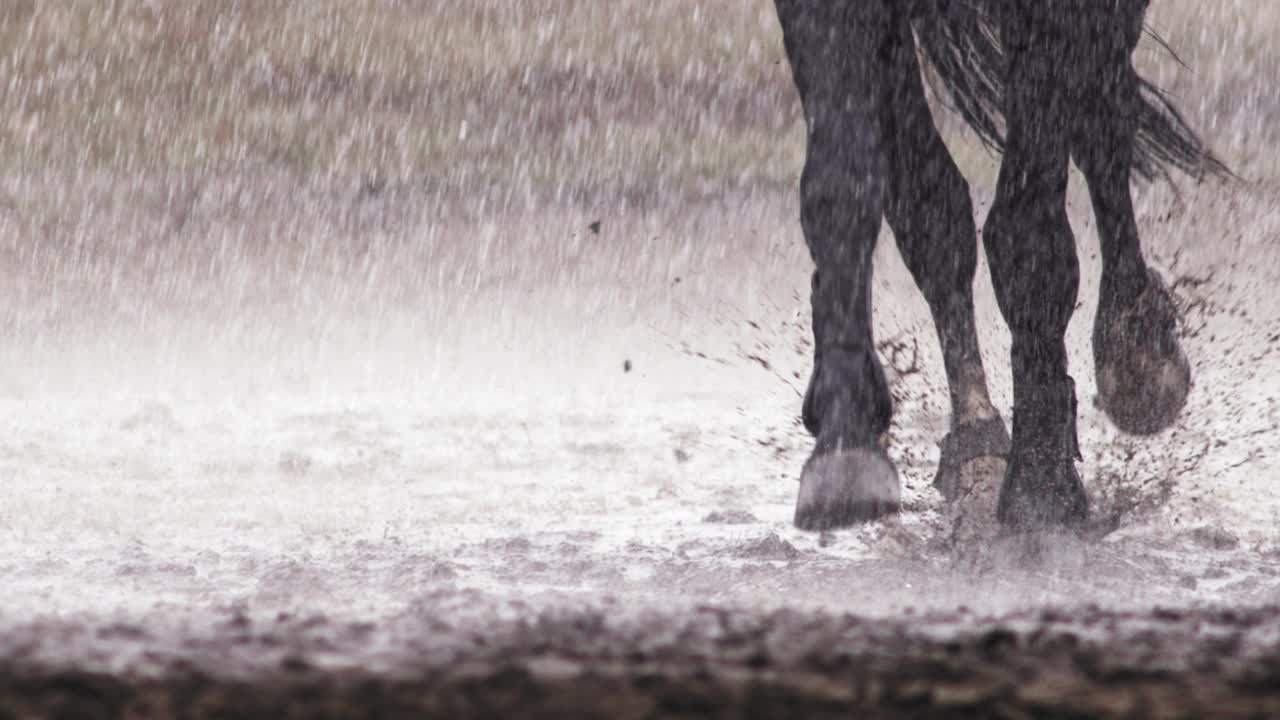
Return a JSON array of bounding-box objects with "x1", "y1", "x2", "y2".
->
[
  {"x1": 0, "y1": 0, "x2": 1274, "y2": 365},
  {"x1": 0, "y1": 0, "x2": 1274, "y2": 211}
]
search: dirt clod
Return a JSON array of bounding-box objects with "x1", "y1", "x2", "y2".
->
[
  {"x1": 702, "y1": 509, "x2": 759, "y2": 524},
  {"x1": 735, "y1": 533, "x2": 800, "y2": 560}
]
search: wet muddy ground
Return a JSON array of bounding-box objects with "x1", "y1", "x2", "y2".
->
[
  {"x1": 1, "y1": 171, "x2": 1278, "y2": 716},
  {"x1": 5, "y1": 602, "x2": 1280, "y2": 718}
]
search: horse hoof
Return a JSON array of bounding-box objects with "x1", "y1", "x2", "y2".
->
[
  {"x1": 933, "y1": 416, "x2": 1011, "y2": 502},
  {"x1": 794, "y1": 448, "x2": 900, "y2": 530},
  {"x1": 996, "y1": 453, "x2": 1088, "y2": 531},
  {"x1": 1095, "y1": 270, "x2": 1191, "y2": 436},
  {"x1": 1096, "y1": 349, "x2": 1190, "y2": 435}
]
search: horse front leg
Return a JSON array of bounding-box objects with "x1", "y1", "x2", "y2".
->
[
  {"x1": 1072, "y1": 6, "x2": 1191, "y2": 436},
  {"x1": 776, "y1": 0, "x2": 900, "y2": 529}
]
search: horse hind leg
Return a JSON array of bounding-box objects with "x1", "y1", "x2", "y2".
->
[
  {"x1": 1072, "y1": 13, "x2": 1190, "y2": 436},
  {"x1": 984, "y1": 3, "x2": 1090, "y2": 531},
  {"x1": 880, "y1": 11, "x2": 1009, "y2": 503},
  {"x1": 775, "y1": 0, "x2": 900, "y2": 530}
]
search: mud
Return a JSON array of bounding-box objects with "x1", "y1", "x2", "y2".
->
[
  {"x1": 5, "y1": 602, "x2": 1280, "y2": 719},
  {"x1": 0, "y1": 172, "x2": 1277, "y2": 716},
  {"x1": 0, "y1": 171, "x2": 1276, "y2": 716}
]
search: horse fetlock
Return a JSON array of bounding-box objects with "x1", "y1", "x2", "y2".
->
[
  {"x1": 996, "y1": 451, "x2": 1089, "y2": 531},
  {"x1": 801, "y1": 346, "x2": 892, "y2": 446},
  {"x1": 994, "y1": 378, "x2": 1088, "y2": 529}
]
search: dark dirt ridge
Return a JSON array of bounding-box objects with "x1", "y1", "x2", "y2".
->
[{"x1": 4, "y1": 603, "x2": 1280, "y2": 719}]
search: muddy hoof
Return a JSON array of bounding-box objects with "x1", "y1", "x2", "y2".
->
[
  {"x1": 933, "y1": 417, "x2": 1011, "y2": 502},
  {"x1": 1094, "y1": 270, "x2": 1191, "y2": 436},
  {"x1": 794, "y1": 448, "x2": 900, "y2": 531},
  {"x1": 995, "y1": 454, "x2": 1088, "y2": 532},
  {"x1": 940, "y1": 454, "x2": 1008, "y2": 555}
]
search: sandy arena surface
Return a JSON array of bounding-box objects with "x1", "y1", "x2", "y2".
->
[{"x1": 0, "y1": 174, "x2": 1277, "y2": 716}]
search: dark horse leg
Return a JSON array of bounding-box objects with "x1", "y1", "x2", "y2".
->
[
  {"x1": 1072, "y1": 2, "x2": 1191, "y2": 436},
  {"x1": 985, "y1": 2, "x2": 1090, "y2": 530},
  {"x1": 775, "y1": 0, "x2": 900, "y2": 530},
  {"x1": 880, "y1": 9, "x2": 1010, "y2": 502}
]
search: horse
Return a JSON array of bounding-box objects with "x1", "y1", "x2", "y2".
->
[{"x1": 774, "y1": 0, "x2": 1229, "y2": 532}]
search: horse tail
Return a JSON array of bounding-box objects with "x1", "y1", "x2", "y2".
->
[
  {"x1": 911, "y1": 2, "x2": 1232, "y2": 182},
  {"x1": 910, "y1": 2, "x2": 1006, "y2": 155},
  {"x1": 1132, "y1": 74, "x2": 1233, "y2": 181}
]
